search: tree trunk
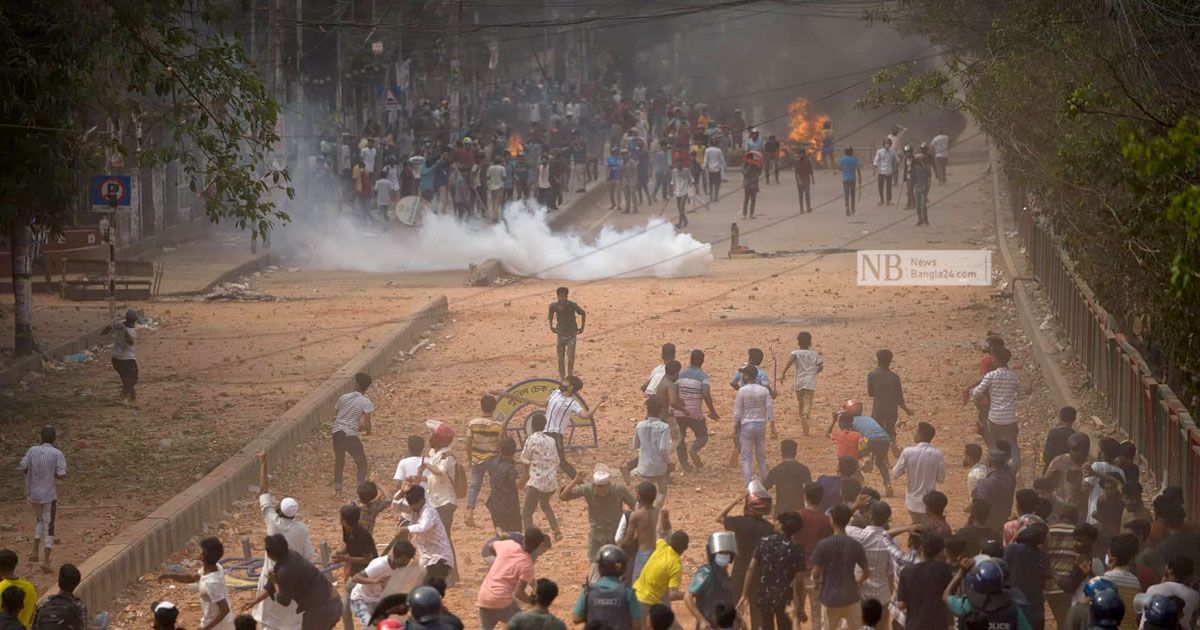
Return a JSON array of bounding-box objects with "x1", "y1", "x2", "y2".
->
[{"x1": 10, "y1": 223, "x2": 35, "y2": 356}]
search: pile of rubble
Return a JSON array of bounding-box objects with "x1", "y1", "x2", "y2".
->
[{"x1": 201, "y1": 282, "x2": 276, "y2": 302}]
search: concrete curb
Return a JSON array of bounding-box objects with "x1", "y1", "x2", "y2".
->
[
  {"x1": 71, "y1": 295, "x2": 449, "y2": 614},
  {"x1": 159, "y1": 251, "x2": 276, "y2": 297},
  {"x1": 989, "y1": 143, "x2": 1077, "y2": 410},
  {"x1": 548, "y1": 179, "x2": 608, "y2": 231}
]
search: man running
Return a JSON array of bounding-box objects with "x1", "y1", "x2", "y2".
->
[
  {"x1": 19, "y1": 426, "x2": 66, "y2": 572},
  {"x1": 548, "y1": 287, "x2": 586, "y2": 380},
  {"x1": 545, "y1": 376, "x2": 605, "y2": 479},
  {"x1": 675, "y1": 350, "x2": 719, "y2": 471}
]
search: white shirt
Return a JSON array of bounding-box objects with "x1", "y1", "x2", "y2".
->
[
  {"x1": 545, "y1": 389, "x2": 583, "y2": 435},
  {"x1": 259, "y1": 493, "x2": 314, "y2": 560},
  {"x1": 425, "y1": 447, "x2": 457, "y2": 508},
  {"x1": 671, "y1": 169, "x2": 693, "y2": 198},
  {"x1": 20, "y1": 443, "x2": 66, "y2": 503},
  {"x1": 521, "y1": 431, "x2": 560, "y2": 493},
  {"x1": 789, "y1": 349, "x2": 823, "y2": 391},
  {"x1": 350, "y1": 556, "x2": 394, "y2": 604},
  {"x1": 199, "y1": 565, "x2": 235, "y2": 630},
  {"x1": 1084, "y1": 462, "x2": 1125, "y2": 526},
  {"x1": 644, "y1": 364, "x2": 666, "y2": 396},
  {"x1": 487, "y1": 164, "x2": 506, "y2": 191},
  {"x1": 1141, "y1": 581, "x2": 1200, "y2": 628},
  {"x1": 393, "y1": 455, "x2": 428, "y2": 486},
  {"x1": 873, "y1": 147, "x2": 896, "y2": 176},
  {"x1": 394, "y1": 499, "x2": 454, "y2": 568},
  {"x1": 966, "y1": 462, "x2": 987, "y2": 496},
  {"x1": 332, "y1": 391, "x2": 374, "y2": 437},
  {"x1": 733, "y1": 383, "x2": 774, "y2": 425},
  {"x1": 891, "y1": 442, "x2": 945, "y2": 513},
  {"x1": 374, "y1": 178, "x2": 397, "y2": 206},
  {"x1": 703, "y1": 146, "x2": 726, "y2": 173},
  {"x1": 361, "y1": 147, "x2": 377, "y2": 172},
  {"x1": 931, "y1": 134, "x2": 950, "y2": 158},
  {"x1": 845, "y1": 525, "x2": 895, "y2": 603}
]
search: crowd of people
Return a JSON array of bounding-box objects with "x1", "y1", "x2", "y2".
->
[{"x1": 15, "y1": 315, "x2": 1200, "y2": 630}]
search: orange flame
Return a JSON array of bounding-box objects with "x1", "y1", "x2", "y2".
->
[
  {"x1": 507, "y1": 132, "x2": 524, "y2": 156},
  {"x1": 787, "y1": 97, "x2": 831, "y2": 151}
]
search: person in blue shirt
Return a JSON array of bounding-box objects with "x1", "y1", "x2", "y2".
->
[
  {"x1": 838, "y1": 147, "x2": 862, "y2": 215},
  {"x1": 825, "y1": 399, "x2": 893, "y2": 497},
  {"x1": 728, "y1": 348, "x2": 773, "y2": 395},
  {"x1": 606, "y1": 148, "x2": 623, "y2": 210}
]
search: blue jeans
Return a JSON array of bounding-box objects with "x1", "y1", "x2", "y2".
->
[
  {"x1": 350, "y1": 598, "x2": 374, "y2": 628},
  {"x1": 467, "y1": 457, "x2": 495, "y2": 509},
  {"x1": 739, "y1": 422, "x2": 768, "y2": 482},
  {"x1": 632, "y1": 550, "x2": 653, "y2": 581}
]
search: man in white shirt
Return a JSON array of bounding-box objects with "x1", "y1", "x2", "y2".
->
[
  {"x1": 930, "y1": 129, "x2": 950, "y2": 184},
  {"x1": 780, "y1": 332, "x2": 823, "y2": 435},
  {"x1": 1138, "y1": 557, "x2": 1200, "y2": 629},
  {"x1": 254, "y1": 453, "x2": 313, "y2": 630},
  {"x1": 845, "y1": 501, "x2": 897, "y2": 627},
  {"x1": 361, "y1": 140, "x2": 378, "y2": 179},
  {"x1": 891, "y1": 422, "x2": 946, "y2": 525},
  {"x1": 872, "y1": 139, "x2": 898, "y2": 206},
  {"x1": 642, "y1": 343, "x2": 676, "y2": 397},
  {"x1": 733, "y1": 366, "x2": 774, "y2": 483},
  {"x1": 394, "y1": 484, "x2": 455, "y2": 581},
  {"x1": 702, "y1": 142, "x2": 726, "y2": 203},
  {"x1": 486, "y1": 157, "x2": 507, "y2": 222},
  {"x1": 393, "y1": 434, "x2": 429, "y2": 490},
  {"x1": 20, "y1": 426, "x2": 66, "y2": 570},
  {"x1": 349, "y1": 540, "x2": 419, "y2": 627},
  {"x1": 520, "y1": 412, "x2": 563, "y2": 540},
  {"x1": 373, "y1": 176, "x2": 398, "y2": 224},
  {"x1": 157, "y1": 537, "x2": 234, "y2": 630},
  {"x1": 545, "y1": 376, "x2": 605, "y2": 479}
]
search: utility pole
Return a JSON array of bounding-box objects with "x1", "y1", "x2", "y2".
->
[
  {"x1": 449, "y1": 0, "x2": 462, "y2": 137},
  {"x1": 296, "y1": 0, "x2": 303, "y2": 111}
]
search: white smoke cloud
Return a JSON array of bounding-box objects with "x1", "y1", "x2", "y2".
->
[{"x1": 280, "y1": 201, "x2": 713, "y2": 280}]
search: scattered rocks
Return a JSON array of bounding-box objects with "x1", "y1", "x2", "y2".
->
[{"x1": 201, "y1": 282, "x2": 275, "y2": 302}]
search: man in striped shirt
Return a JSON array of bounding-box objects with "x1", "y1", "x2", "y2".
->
[
  {"x1": 332, "y1": 372, "x2": 374, "y2": 496},
  {"x1": 674, "y1": 350, "x2": 719, "y2": 471},
  {"x1": 545, "y1": 376, "x2": 606, "y2": 479},
  {"x1": 971, "y1": 347, "x2": 1023, "y2": 468}
]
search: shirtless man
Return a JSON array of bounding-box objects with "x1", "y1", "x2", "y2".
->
[
  {"x1": 653, "y1": 360, "x2": 687, "y2": 462},
  {"x1": 621, "y1": 481, "x2": 662, "y2": 582}
]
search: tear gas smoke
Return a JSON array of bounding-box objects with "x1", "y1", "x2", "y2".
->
[{"x1": 282, "y1": 201, "x2": 713, "y2": 280}]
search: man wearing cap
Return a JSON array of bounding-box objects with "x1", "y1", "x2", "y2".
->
[
  {"x1": 254, "y1": 453, "x2": 314, "y2": 630},
  {"x1": 972, "y1": 448, "x2": 1017, "y2": 534},
  {"x1": 109, "y1": 308, "x2": 140, "y2": 402},
  {"x1": 421, "y1": 420, "x2": 459, "y2": 540},
  {"x1": 561, "y1": 466, "x2": 636, "y2": 561}
]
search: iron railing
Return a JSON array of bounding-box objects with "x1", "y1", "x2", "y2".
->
[{"x1": 1014, "y1": 205, "x2": 1198, "y2": 516}]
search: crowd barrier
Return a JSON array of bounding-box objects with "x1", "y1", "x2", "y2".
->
[{"x1": 1013, "y1": 202, "x2": 1198, "y2": 515}]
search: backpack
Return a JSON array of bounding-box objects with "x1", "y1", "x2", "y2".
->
[{"x1": 32, "y1": 593, "x2": 85, "y2": 630}]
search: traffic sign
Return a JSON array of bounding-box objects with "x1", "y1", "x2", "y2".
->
[{"x1": 91, "y1": 175, "x2": 132, "y2": 212}]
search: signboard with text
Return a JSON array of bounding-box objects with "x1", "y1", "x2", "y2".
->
[
  {"x1": 90, "y1": 174, "x2": 132, "y2": 212},
  {"x1": 857, "y1": 250, "x2": 993, "y2": 286}
]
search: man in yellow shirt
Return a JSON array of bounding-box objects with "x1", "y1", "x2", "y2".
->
[
  {"x1": 464, "y1": 394, "x2": 504, "y2": 528},
  {"x1": 0, "y1": 550, "x2": 37, "y2": 629},
  {"x1": 633, "y1": 510, "x2": 690, "y2": 607}
]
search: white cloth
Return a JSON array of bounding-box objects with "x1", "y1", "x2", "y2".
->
[
  {"x1": 891, "y1": 442, "x2": 946, "y2": 513},
  {"x1": 671, "y1": 169, "x2": 693, "y2": 198},
  {"x1": 1084, "y1": 462, "x2": 1126, "y2": 526},
  {"x1": 1140, "y1": 581, "x2": 1199, "y2": 629},
  {"x1": 789, "y1": 349, "x2": 822, "y2": 391},
  {"x1": 644, "y1": 364, "x2": 666, "y2": 396},
  {"x1": 255, "y1": 494, "x2": 313, "y2": 630},
  {"x1": 520, "y1": 432, "x2": 560, "y2": 493},
  {"x1": 966, "y1": 462, "x2": 987, "y2": 496},
  {"x1": 350, "y1": 556, "x2": 394, "y2": 604},
  {"x1": 394, "y1": 499, "x2": 454, "y2": 568},
  {"x1": 361, "y1": 147, "x2": 377, "y2": 173},
  {"x1": 845, "y1": 525, "x2": 896, "y2": 603},
  {"x1": 873, "y1": 148, "x2": 896, "y2": 176},
  {"x1": 487, "y1": 164, "x2": 506, "y2": 191},
  {"x1": 393, "y1": 455, "x2": 428, "y2": 486},
  {"x1": 733, "y1": 383, "x2": 774, "y2": 425},
  {"x1": 545, "y1": 389, "x2": 583, "y2": 435},
  {"x1": 931, "y1": 134, "x2": 950, "y2": 159},
  {"x1": 374, "y1": 179, "x2": 397, "y2": 207},
  {"x1": 199, "y1": 565, "x2": 235, "y2": 630},
  {"x1": 425, "y1": 447, "x2": 457, "y2": 508},
  {"x1": 703, "y1": 146, "x2": 726, "y2": 173}
]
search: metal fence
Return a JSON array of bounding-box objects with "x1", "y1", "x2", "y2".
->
[{"x1": 1014, "y1": 205, "x2": 1199, "y2": 516}]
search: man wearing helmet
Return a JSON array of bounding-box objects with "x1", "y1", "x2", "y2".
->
[
  {"x1": 573, "y1": 545, "x2": 645, "y2": 630},
  {"x1": 943, "y1": 558, "x2": 1035, "y2": 629},
  {"x1": 685, "y1": 532, "x2": 737, "y2": 630},
  {"x1": 407, "y1": 585, "x2": 456, "y2": 630}
]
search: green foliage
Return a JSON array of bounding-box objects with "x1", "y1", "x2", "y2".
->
[
  {"x1": 861, "y1": 0, "x2": 1200, "y2": 398},
  {"x1": 0, "y1": 0, "x2": 289, "y2": 237}
]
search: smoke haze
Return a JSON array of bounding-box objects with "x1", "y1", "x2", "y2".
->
[{"x1": 279, "y1": 201, "x2": 713, "y2": 280}]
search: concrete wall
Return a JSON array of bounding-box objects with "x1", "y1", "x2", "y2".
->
[{"x1": 71, "y1": 296, "x2": 449, "y2": 614}]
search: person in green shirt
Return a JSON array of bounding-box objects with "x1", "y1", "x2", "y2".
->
[
  {"x1": 507, "y1": 578, "x2": 567, "y2": 630},
  {"x1": 548, "y1": 287, "x2": 586, "y2": 380},
  {"x1": 560, "y1": 465, "x2": 637, "y2": 561}
]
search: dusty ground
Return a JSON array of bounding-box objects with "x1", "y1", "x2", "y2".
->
[{"x1": 95, "y1": 146, "x2": 1072, "y2": 629}]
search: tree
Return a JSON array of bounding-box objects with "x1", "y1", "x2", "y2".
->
[
  {"x1": 859, "y1": 0, "x2": 1200, "y2": 404},
  {"x1": 1, "y1": 0, "x2": 289, "y2": 355}
]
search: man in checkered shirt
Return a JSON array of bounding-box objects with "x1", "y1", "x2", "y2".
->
[
  {"x1": 19, "y1": 426, "x2": 66, "y2": 571},
  {"x1": 971, "y1": 346, "x2": 1023, "y2": 468}
]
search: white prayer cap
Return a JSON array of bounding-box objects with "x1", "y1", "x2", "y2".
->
[
  {"x1": 280, "y1": 497, "x2": 300, "y2": 517},
  {"x1": 593, "y1": 464, "x2": 612, "y2": 485}
]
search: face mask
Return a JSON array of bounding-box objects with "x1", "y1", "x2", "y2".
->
[{"x1": 714, "y1": 553, "x2": 732, "y2": 567}]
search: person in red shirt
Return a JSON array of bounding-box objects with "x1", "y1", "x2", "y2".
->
[{"x1": 829, "y1": 411, "x2": 863, "y2": 460}]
